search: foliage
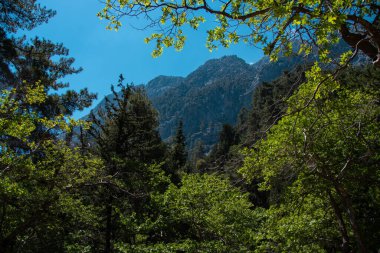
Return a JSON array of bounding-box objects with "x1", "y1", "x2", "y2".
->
[
  {"x1": 209, "y1": 124, "x2": 238, "y2": 161},
  {"x1": 88, "y1": 78, "x2": 168, "y2": 252},
  {"x1": 100, "y1": 0, "x2": 380, "y2": 67},
  {"x1": 241, "y1": 65, "x2": 380, "y2": 252},
  {"x1": 251, "y1": 193, "x2": 339, "y2": 253},
  {"x1": 1, "y1": 0, "x2": 96, "y2": 125},
  {"x1": 90, "y1": 77, "x2": 165, "y2": 164},
  {"x1": 203, "y1": 66, "x2": 306, "y2": 208},
  {"x1": 3, "y1": 36, "x2": 96, "y2": 119},
  {"x1": 241, "y1": 66, "x2": 307, "y2": 145},
  {"x1": 0, "y1": 0, "x2": 55, "y2": 33},
  {"x1": 189, "y1": 139, "x2": 206, "y2": 171},
  {"x1": 116, "y1": 173, "x2": 261, "y2": 252},
  {"x1": 0, "y1": 2, "x2": 99, "y2": 251},
  {"x1": 0, "y1": 86, "x2": 103, "y2": 252},
  {"x1": 2, "y1": 1, "x2": 380, "y2": 252}
]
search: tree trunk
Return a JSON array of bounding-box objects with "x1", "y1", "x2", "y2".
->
[
  {"x1": 334, "y1": 183, "x2": 367, "y2": 253},
  {"x1": 327, "y1": 190, "x2": 351, "y2": 252}
]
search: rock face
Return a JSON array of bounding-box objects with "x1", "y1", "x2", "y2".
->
[
  {"x1": 88, "y1": 54, "x2": 305, "y2": 150},
  {"x1": 150, "y1": 56, "x2": 255, "y2": 149},
  {"x1": 147, "y1": 55, "x2": 307, "y2": 150},
  {"x1": 145, "y1": 76, "x2": 185, "y2": 98}
]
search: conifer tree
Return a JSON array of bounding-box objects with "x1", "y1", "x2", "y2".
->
[
  {"x1": 0, "y1": 2, "x2": 101, "y2": 251},
  {"x1": 171, "y1": 120, "x2": 187, "y2": 170},
  {"x1": 0, "y1": 0, "x2": 96, "y2": 146},
  {"x1": 208, "y1": 124, "x2": 238, "y2": 164},
  {"x1": 89, "y1": 76, "x2": 166, "y2": 252}
]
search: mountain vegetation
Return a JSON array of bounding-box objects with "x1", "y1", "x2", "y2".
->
[
  {"x1": 91, "y1": 43, "x2": 367, "y2": 153},
  {"x1": 0, "y1": 0, "x2": 379, "y2": 253},
  {"x1": 91, "y1": 54, "x2": 309, "y2": 152}
]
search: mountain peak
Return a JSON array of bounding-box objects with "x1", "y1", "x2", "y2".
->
[
  {"x1": 201, "y1": 55, "x2": 247, "y2": 68},
  {"x1": 185, "y1": 55, "x2": 250, "y2": 86},
  {"x1": 145, "y1": 75, "x2": 184, "y2": 97}
]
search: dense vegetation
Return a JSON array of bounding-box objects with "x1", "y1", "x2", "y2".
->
[{"x1": 1, "y1": 1, "x2": 379, "y2": 253}]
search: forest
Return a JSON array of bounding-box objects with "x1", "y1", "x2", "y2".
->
[{"x1": 0, "y1": 0, "x2": 379, "y2": 253}]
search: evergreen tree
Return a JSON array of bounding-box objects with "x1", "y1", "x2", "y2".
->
[
  {"x1": 239, "y1": 66, "x2": 306, "y2": 146},
  {"x1": 0, "y1": 2, "x2": 96, "y2": 150},
  {"x1": 0, "y1": 0, "x2": 95, "y2": 120},
  {"x1": 0, "y1": 1, "x2": 96, "y2": 146},
  {"x1": 90, "y1": 76, "x2": 166, "y2": 163},
  {"x1": 170, "y1": 120, "x2": 187, "y2": 170},
  {"x1": 89, "y1": 76, "x2": 167, "y2": 252},
  {"x1": 216, "y1": 124, "x2": 237, "y2": 156},
  {"x1": 0, "y1": 0, "x2": 55, "y2": 33},
  {"x1": 207, "y1": 124, "x2": 239, "y2": 171}
]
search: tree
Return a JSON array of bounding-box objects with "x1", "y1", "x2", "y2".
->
[
  {"x1": 241, "y1": 66, "x2": 306, "y2": 145},
  {"x1": 1, "y1": 0, "x2": 95, "y2": 125},
  {"x1": 100, "y1": 0, "x2": 380, "y2": 66},
  {"x1": 0, "y1": 2, "x2": 101, "y2": 251},
  {"x1": 240, "y1": 65, "x2": 380, "y2": 252},
  {"x1": 89, "y1": 77, "x2": 167, "y2": 252},
  {"x1": 170, "y1": 120, "x2": 187, "y2": 170},
  {"x1": 0, "y1": 85, "x2": 102, "y2": 253},
  {"x1": 0, "y1": 3, "x2": 96, "y2": 145},
  {"x1": 0, "y1": 0, "x2": 54, "y2": 87},
  {"x1": 90, "y1": 77, "x2": 166, "y2": 163},
  {"x1": 191, "y1": 140, "x2": 205, "y2": 162},
  {"x1": 210, "y1": 124, "x2": 238, "y2": 159},
  {"x1": 0, "y1": 0, "x2": 55, "y2": 33},
  {"x1": 116, "y1": 173, "x2": 260, "y2": 252}
]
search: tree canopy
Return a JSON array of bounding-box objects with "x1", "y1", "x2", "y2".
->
[
  {"x1": 0, "y1": 0, "x2": 55, "y2": 33},
  {"x1": 100, "y1": 0, "x2": 380, "y2": 65},
  {"x1": 240, "y1": 64, "x2": 380, "y2": 252}
]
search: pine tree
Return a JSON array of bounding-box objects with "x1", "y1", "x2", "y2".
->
[
  {"x1": 171, "y1": 120, "x2": 187, "y2": 170},
  {"x1": 0, "y1": 7, "x2": 96, "y2": 146},
  {"x1": 0, "y1": 0, "x2": 55, "y2": 33},
  {"x1": 208, "y1": 124, "x2": 238, "y2": 163},
  {"x1": 89, "y1": 76, "x2": 166, "y2": 252},
  {"x1": 0, "y1": 2, "x2": 100, "y2": 251},
  {"x1": 0, "y1": 1, "x2": 96, "y2": 148}
]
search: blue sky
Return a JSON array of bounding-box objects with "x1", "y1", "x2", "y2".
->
[{"x1": 26, "y1": 0, "x2": 264, "y2": 118}]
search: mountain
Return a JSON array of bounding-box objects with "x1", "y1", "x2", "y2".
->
[
  {"x1": 87, "y1": 54, "x2": 308, "y2": 151},
  {"x1": 145, "y1": 75, "x2": 185, "y2": 98},
  {"x1": 149, "y1": 55, "x2": 309, "y2": 150}
]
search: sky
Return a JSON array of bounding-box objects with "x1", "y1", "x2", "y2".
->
[{"x1": 25, "y1": 0, "x2": 264, "y2": 118}]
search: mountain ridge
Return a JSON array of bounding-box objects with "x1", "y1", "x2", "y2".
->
[{"x1": 87, "y1": 54, "x2": 307, "y2": 151}]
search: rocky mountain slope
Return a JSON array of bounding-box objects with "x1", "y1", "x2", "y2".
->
[{"x1": 88, "y1": 54, "x2": 308, "y2": 151}]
